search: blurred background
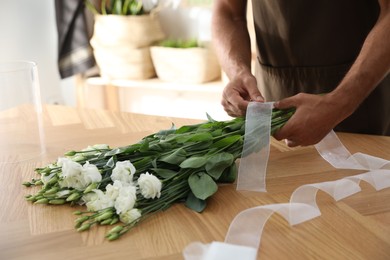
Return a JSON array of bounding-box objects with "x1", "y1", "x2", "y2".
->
[{"x1": 0, "y1": 0, "x2": 254, "y2": 120}]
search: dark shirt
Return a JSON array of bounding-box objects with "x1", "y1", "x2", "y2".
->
[{"x1": 252, "y1": 0, "x2": 390, "y2": 135}]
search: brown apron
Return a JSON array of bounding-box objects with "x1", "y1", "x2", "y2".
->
[{"x1": 252, "y1": 0, "x2": 390, "y2": 136}]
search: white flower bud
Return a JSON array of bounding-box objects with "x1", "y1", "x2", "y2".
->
[
  {"x1": 91, "y1": 144, "x2": 109, "y2": 150},
  {"x1": 56, "y1": 189, "x2": 72, "y2": 198},
  {"x1": 81, "y1": 144, "x2": 109, "y2": 156},
  {"x1": 41, "y1": 172, "x2": 56, "y2": 185}
]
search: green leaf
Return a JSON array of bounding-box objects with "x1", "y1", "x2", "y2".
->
[
  {"x1": 174, "y1": 132, "x2": 213, "y2": 144},
  {"x1": 169, "y1": 133, "x2": 193, "y2": 144},
  {"x1": 198, "y1": 121, "x2": 219, "y2": 130},
  {"x1": 130, "y1": 0, "x2": 143, "y2": 15},
  {"x1": 176, "y1": 124, "x2": 201, "y2": 134},
  {"x1": 185, "y1": 140, "x2": 213, "y2": 152},
  {"x1": 169, "y1": 132, "x2": 212, "y2": 144},
  {"x1": 218, "y1": 163, "x2": 237, "y2": 183},
  {"x1": 149, "y1": 142, "x2": 172, "y2": 152},
  {"x1": 155, "y1": 123, "x2": 176, "y2": 138},
  {"x1": 122, "y1": 144, "x2": 142, "y2": 154},
  {"x1": 224, "y1": 121, "x2": 244, "y2": 132},
  {"x1": 180, "y1": 156, "x2": 207, "y2": 169},
  {"x1": 159, "y1": 148, "x2": 187, "y2": 165},
  {"x1": 122, "y1": 0, "x2": 131, "y2": 14},
  {"x1": 187, "y1": 132, "x2": 213, "y2": 142},
  {"x1": 185, "y1": 191, "x2": 207, "y2": 213},
  {"x1": 188, "y1": 172, "x2": 218, "y2": 200},
  {"x1": 152, "y1": 168, "x2": 177, "y2": 179},
  {"x1": 139, "y1": 140, "x2": 150, "y2": 152},
  {"x1": 151, "y1": 158, "x2": 157, "y2": 168},
  {"x1": 113, "y1": 0, "x2": 122, "y2": 14},
  {"x1": 211, "y1": 135, "x2": 242, "y2": 149},
  {"x1": 211, "y1": 129, "x2": 223, "y2": 137},
  {"x1": 132, "y1": 157, "x2": 152, "y2": 170},
  {"x1": 206, "y1": 113, "x2": 217, "y2": 122},
  {"x1": 205, "y1": 153, "x2": 234, "y2": 180}
]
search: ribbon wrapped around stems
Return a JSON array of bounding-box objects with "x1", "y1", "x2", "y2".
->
[
  {"x1": 183, "y1": 102, "x2": 390, "y2": 260},
  {"x1": 236, "y1": 102, "x2": 273, "y2": 192}
]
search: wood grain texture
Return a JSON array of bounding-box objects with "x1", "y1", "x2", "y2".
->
[{"x1": 1, "y1": 105, "x2": 389, "y2": 259}]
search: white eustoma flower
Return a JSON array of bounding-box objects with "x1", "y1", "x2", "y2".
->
[
  {"x1": 114, "y1": 185, "x2": 137, "y2": 214},
  {"x1": 58, "y1": 158, "x2": 84, "y2": 189},
  {"x1": 85, "y1": 189, "x2": 115, "y2": 212},
  {"x1": 137, "y1": 172, "x2": 162, "y2": 199},
  {"x1": 111, "y1": 160, "x2": 136, "y2": 184},
  {"x1": 58, "y1": 159, "x2": 101, "y2": 191},
  {"x1": 82, "y1": 162, "x2": 102, "y2": 184},
  {"x1": 83, "y1": 191, "x2": 99, "y2": 211},
  {"x1": 105, "y1": 180, "x2": 123, "y2": 201},
  {"x1": 119, "y1": 208, "x2": 142, "y2": 224},
  {"x1": 56, "y1": 157, "x2": 70, "y2": 167},
  {"x1": 57, "y1": 157, "x2": 83, "y2": 177},
  {"x1": 81, "y1": 192, "x2": 97, "y2": 204}
]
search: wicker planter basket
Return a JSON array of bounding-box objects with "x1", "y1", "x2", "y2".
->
[{"x1": 91, "y1": 14, "x2": 164, "y2": 80}]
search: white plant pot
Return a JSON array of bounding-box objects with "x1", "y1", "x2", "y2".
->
[{"x1": 150, "y1": 46, "x2": 221, "y2": 84}]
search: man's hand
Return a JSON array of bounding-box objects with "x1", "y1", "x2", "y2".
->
[
  {"x1": 273, "y1": 93, "x2": 351, "y2": 147},
  {"x1": 212, "y1": 0, "x2": 264, "y2": 117},
  {"x1": 221, "y1": 73, "x2": 263, "y2": 117}
]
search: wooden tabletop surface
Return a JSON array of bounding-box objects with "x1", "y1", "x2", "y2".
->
[{"x1": 1, "y1": 105, "x2": 389, "y2": 259}]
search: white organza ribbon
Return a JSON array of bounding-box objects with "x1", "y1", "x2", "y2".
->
[
  {"x1": 183, "y1": 108, "x2": 390, "y2": 260},
  {"x1": 183, "y1": 241, "x2": 257, "y2": 260},
  {"x1": 236, "y1": 102, "x2": 273, "y2": 191},
  {"x1": 314, "y1": 130, "x2": 390, "y2": 170}
]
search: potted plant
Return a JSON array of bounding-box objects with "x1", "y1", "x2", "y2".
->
[
  {"x1": 85, "y1": 0, "x2": 165, "y2": 80},
  {"x1": 150, "y1": 39, "x2": 221, "y2": 84}
]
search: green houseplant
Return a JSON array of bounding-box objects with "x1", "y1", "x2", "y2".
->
[
  {"x1": 85, "y1": 0, "x2": 145, "y2": 15},
  {"x1": 85, "y1": 0, "x2": 165, "y2": 80}
]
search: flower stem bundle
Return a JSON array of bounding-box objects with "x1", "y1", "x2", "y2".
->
[{"x1": 24, "y1": 108, "x2": 294, "y2": 240}]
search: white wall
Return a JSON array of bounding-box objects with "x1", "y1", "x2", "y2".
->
[
  {"x1": 158, "y1": 1, "x2": 213, "y2": 43},
  {"x1": 0, "y1": 0, "x2": 76, "y2": 106}
]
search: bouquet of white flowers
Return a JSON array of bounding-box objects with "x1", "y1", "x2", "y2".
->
[{"x1": 24, "y1": 108, "x2": 294, "y2": 241}]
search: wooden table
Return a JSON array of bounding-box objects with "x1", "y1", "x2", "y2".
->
[{"x1": 1, "y1": 105, "x2": 389, "y2": 259}]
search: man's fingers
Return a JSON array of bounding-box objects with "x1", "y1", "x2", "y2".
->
[
  {"x1": 247, "y1": 87, "x2": 264, "y2": 102},
  {"x1": 285, "y1": 139, "x2": 299, "y2": 147},
  {"x1": 274, "y1": 95, "x2": 300, "y2": 109},
  {"x1": 273, "y1": 125, "x2": 287, "y2": 141}
]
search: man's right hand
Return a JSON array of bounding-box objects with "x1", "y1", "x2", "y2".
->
[{"x1": 221, "y1": 73, "x2": 264, "y2": 117}]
